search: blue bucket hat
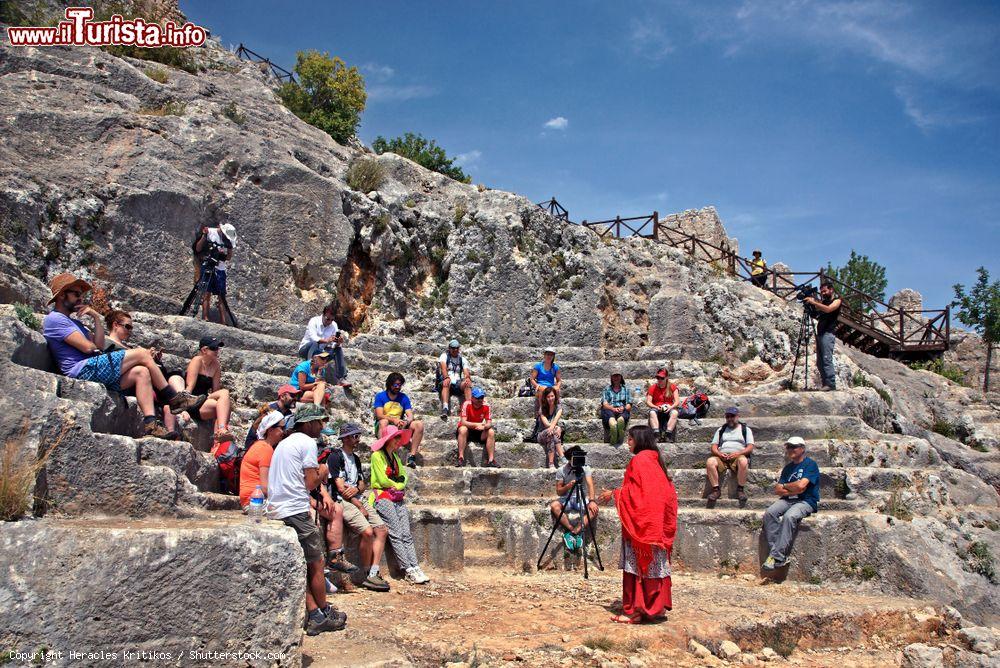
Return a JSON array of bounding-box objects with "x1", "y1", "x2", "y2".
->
[{"x1": 471, "y1": 387, "x2": 486, "y2": 399}]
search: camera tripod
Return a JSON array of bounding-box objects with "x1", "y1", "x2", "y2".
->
[
  {"x1": 537, "y1": 472, "x2": 604, "y2": 579},
  {"x1": 789, "y1": 305, "x2": 816, "y2": 390},
  {"x1": 179, "y1": 258, "x2": 239, "y2": 328}
]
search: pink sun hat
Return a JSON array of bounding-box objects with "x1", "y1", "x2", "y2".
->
[{"x1": 371, "y1": 424, "x2": 413, "y2": 451}]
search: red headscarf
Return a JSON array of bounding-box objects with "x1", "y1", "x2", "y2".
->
[{"x1": 615, "y1": 449, "x2": 678, "y2": 576}]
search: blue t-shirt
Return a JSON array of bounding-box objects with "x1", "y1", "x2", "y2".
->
[
  {"x1": 42, "y1": 311, "x2": 94, "y2": 377},
  {"x1": 533, "y1": 361, "x2": 560, "y2": 387},
  {"x1": 289, "y1": 360, "x2": 314, "y2": 389},
  {"x1": 778, "y1": 456, "x2": 820, "y2": 511},
  {"x1": 373, "y1": 390, "x2": 412, "y2": 419}
]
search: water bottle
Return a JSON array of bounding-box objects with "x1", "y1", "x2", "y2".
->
[
  {"x1": 248, "y1": 485, "x2": 265, "y2": 524},
  {"x1": 633, "y1": 385, "x2": 643, "y2": 404}
]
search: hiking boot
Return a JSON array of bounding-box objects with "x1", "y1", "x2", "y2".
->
[
  {"x1": 142, "y1": 420, "x2": 173, "y2": 439},
  {"x1": 306, "y1": 613, "x2": 345, "y2": 635},
  {"x1": 485, "y1": 459, "x2": 501, "y2": 468},
  {"x1": 406, "y1": 455, "x2": 418, "y2": 469},
  {"x1": 762, "y1": 556, "x2": 777, "y2": 570},
  {"x1": 168, "y1": 391, "x2": 205, "y2": 414},
  {"x1": 363, "y1": 573, "x2": 390, "y2": 592},
  {"x1": 440, "y1": 407, "x2": 449, "y2": 420},
  {"x1": 668, "y1": 429, "x2": 677, "y2": 443},
  {"x1": 322, "y1": 605, "x2": 348, "y2": 625},
  {"x1": 706, "y1": 486, "x2": 721, "y2": 503},
  {"x1": 327, "y1": 552, "x2": 359, "y2": 574},
  {"x1": 335, "y1": 574, "x2": 358, "y2": 593},
  {"x1": 736, "y1": 486, "x2": 748, "y2": 507}
]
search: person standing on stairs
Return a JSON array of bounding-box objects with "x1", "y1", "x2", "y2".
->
[
  {"x1": 368, "y1": 424, "x2": 430, "y2": 585},
  {"x1": 267, "y1": 404, "x2": 347, "y2": 635},
  {"x1": 761, "y1": 436, "x2": 820, "y2": 571},
  {"x1": 601, "y1": 371, "x2": 632, "y2": 447},
  {"x1": 457, "y1": 387, "x2": 498, "y2": 467},
  {"x1": 373, "y1": 372, "x2": 425, "y2": 468},
  {"x1": 329, "y1": 422, "x2": 391, "y2": 592},
  {"x1": 41, "y1": 272, "x2": 205, "y2": 439},
  {"x1": 297, "y1": 303, "x2": 351, "y2": 390},
  {"x1": 438, "y1": 338, "x2": 473, "y2": 419},
  {"x1": 705, "y1": 406, "x2": 754, "y2": 507},
  {"x1": 193, "y1": 222, "x2": 235, "y2": 325},
  {"x1": 803, "y1": 280, "x2": 842, "y2": 391},
  {"x1": 646, "y1": 368, "x2": 680, "y2": 443},
  {"x1": 598, "y1": 425, "x2": 677, "y2": 624}
]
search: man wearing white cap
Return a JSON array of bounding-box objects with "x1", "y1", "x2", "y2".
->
[
  {"x1": 762, "y1": 436, "x2": 821, "y2": 570},
  {"x1": 194, "y1": 221, "x2": 236, "y2": 324}
]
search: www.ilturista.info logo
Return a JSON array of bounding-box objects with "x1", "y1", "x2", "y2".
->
[{"x1": 6, "y1": 6, "x2": 207, "y2": 48}]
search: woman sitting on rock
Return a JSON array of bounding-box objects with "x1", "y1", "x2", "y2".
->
[
  {"x1": 290, "y1": 351, "x2": 331, "y2": 407},
  {"x1": 599, "y1": 425, "x2": 677, "y2": 624},
  {"x1": 536, "y1": 386, "x2": 565, "y2": 469},
  {"x1": 176, "y1": 335, "x2": 234, "y2": 443},
  {"x1": 369, "y1": 424, "x2": 430, "y2": 585}
]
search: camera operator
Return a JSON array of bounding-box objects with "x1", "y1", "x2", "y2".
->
[
  {"x1": 548, "y1": 446, "x2": 599, "y2": 543},
  {"x1": 193, "y1": 222, "x2": 236, "y2": 324},
  {"x1": 803, "y1": 280, "x2": 842, "y2": 391}
]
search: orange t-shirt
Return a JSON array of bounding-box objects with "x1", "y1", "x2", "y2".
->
[{"x1": 239, "y1": 440, "x2": 274, "y2": 507}]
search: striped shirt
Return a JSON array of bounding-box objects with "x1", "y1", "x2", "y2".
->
[{"x1": 602, "y1": 385, "x2": 630, "y2": 407}]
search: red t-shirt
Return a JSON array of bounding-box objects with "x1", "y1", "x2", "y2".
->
[
  {"x1": 461, "y1": 400, "x2": 491, "y2": 426},
  {"x1": 647, "y1": 382, "x2": 678, "y2": 408},
  {"x1": 239, "y1": 440, "x2": 274, "y2": 507}
]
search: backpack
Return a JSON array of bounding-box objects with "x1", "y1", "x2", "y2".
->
[
  {"x1": 211, "y1": 438, "x2": 240, "y2": 494},
  {"x1": 713, "y1": 422, "x2": 749, "y2": 447},
  {"x1": 517, "y1": 376, "x2": 535, "y2": 397},
  {"x1": 434, "y1": 354, "x2": 464, "y2": 392},
  {"x1": 677, "y1": 392, "x2": 711, "y2": 420}
]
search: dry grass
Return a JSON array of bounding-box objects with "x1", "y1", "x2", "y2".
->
[{"x1": 0, "y1": 422, "x2": 66, "y2": 521}]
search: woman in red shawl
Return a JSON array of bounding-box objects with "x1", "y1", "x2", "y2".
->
[{"x1": 598, "y1": 424, "x2": 678, "y2": 624}]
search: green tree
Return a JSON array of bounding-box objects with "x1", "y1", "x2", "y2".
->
[
  {"x1": 371, "y1": 132, "x2": 471, "y2": 183},
  {"x1": 825, "y1": 250, "x2": 888, "y2": 313},
  {"x1": 953, "y1": 267, "x2": 1000, "y2": 392},
  {"x1": 278, "y1": 50, "x2": 366, "y2": 144}
]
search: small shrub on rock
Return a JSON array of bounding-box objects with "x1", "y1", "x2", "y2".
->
[
  {"x1": 145, "y1": 67, "x2": 169, "y2": 83},
  {"x1": 221, "y1": 101, "x2": 246, "y2": 125},
  {"x1": 13, "y1": 303, "x2": 40, "y2": 331},
  {"x1": 346, "y1": 158, "x2": 385, "y2": 193},
  {"x1": 909, "y1": 358, "x2": 967, "y2": 385}
]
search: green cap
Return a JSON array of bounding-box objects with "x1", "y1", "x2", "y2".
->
[{"x1": 293, "y1": 404, "x2": 327, "y2": 424}]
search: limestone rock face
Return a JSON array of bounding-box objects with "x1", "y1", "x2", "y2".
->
[{"x1": 0, "y1": 519, "x2": 305, "y2": 666}]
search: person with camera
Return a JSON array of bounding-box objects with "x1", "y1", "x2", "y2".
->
[
  {"x1": 646, "y1": 368, "x2": 680, "y2": 443},
  {"x1": 373, "y1": 372, "x2": 425, "y2": 469},
  {"x1": 803, "y1": 280, "x2": 842, "y2": 391},
  {"x1": 705, "y1": 406, "x2": 754, "y2": 506},
  {"x1": 548, "y1": 446, "x2": 599, "y2": 549},
  {"x1": 297, "y1": 304, "x2": 351, "y2": 390},
  {"x1": 598, "y1": 425, "x2": 677, "y2": 624},
  {"x1": 42, "y1": 273, "x2": 204, "y2": 439},
  {"x1": 193, "y1": 222, "x2": 235, "y2": 325},
  {"x1": 456, "y1": 387, "x2": 498, "y2": 467}
]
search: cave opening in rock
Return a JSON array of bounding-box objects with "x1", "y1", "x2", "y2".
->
[{"x1": 334, "y1": 238, "x2": 376, "y2": 332}]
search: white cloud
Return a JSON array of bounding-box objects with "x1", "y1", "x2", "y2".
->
[
  {"x1": 361, "y1": 62, "x2": 395, "y2": 82},
  {"x1": 455, "y1": 150, "x2": 482, "y2": 167},
  {"x1": 628, "y1": 18, "x2": 675, "y2": 61},
  {"x1": 893, "y1": 84, "x2": 985, "y2": 131},
  {"x1": 368, "y1": 84, "x2": 437, "y2": 102},
  {"x1": 544, "y1": 116, "x2": 569, "y2": 130}
]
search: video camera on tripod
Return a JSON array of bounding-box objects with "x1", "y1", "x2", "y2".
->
[
  {"x1": 795, "y1": 283, "x2": 819, "y2": 318},
  {"x1": 569, "y1": 448, "x2": 587, "y2": 477}
]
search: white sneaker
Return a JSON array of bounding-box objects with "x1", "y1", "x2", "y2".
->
[
  {"x1": 325, "y1": 577, "x2": 338, "y2": 594},
  {"x1": 414, "y1": 567, "x2": 430, "y2": 584},
  {"x1": 404, "y1": 567, "x2": 421, "y2": 584}
]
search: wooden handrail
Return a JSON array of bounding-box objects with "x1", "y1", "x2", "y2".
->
[{"x1": 236, "y1": 43, "x2": 296, "y2": 83}]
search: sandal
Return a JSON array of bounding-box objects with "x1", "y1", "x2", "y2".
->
[
  {"x1": 456, "y1": 457, "x2": 465, "y2": 468},
  {"x1": 610, "y1": 614, "x2": 641, "y2": 624},
  {"x1": 214, "y1": 427, "x2": 234, "y2": 443}
]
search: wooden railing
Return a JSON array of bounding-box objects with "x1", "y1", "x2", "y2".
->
[
  {"x1": 536, "y1": 198, "x2": 570, "y2": 221},
  {"x1": 565, "y1": 204, "x2": 951, "y2": 354},
  {"x1": 235, "y1": 44, "x2": 296, "y2": 83}
]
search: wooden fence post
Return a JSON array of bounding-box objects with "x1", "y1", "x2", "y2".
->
[{"x1": 652, "y1": 211, "x2": 659, "y2": 240}]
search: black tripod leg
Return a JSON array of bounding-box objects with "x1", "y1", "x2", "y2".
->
[
  {"x1": 576, "y1": 482, "x2": 589, "y2": 580},
  {"x1": 218, "y1": 292, "x2": 238, "y2": 329},
  {"x1": 536, "y1": 496, "x2": 573, "y2": 571}
]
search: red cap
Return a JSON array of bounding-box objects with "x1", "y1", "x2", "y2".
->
[
  {"x1": 277, "y1": 384, "x2": 302, "y2": 395},
  {"x1": 655, "y1": 368, "x2": 668, "y2": 378}
]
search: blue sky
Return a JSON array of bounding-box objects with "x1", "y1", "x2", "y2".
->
[{"x1": 181, "y1": 0, "x2": 999, "y2": 309}]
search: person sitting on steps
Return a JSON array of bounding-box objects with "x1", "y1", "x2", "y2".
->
[
  {"x1": 297, "y1": 303, "x2": 350, "y2": 390},
  {"x1": 328, "y1": 423, "x2": 391, "y2": 592},
  {"x1": 290, "y1": 351, "x2": 332, "y2": 407},
  {"x1": 313, "y1": 445, "x2": 358, "y2": 586},
  {"x1": 369, "y1": 424, "x2": 430, "y2": 584},
  {"x1": 530, "y1": 347, "x2": 562, "y2": 408},
  {"x1": 242, "y1": 384, "x2": 301, "y2": 452},
  {"x1": 536, "y1": 386, "x2": 564, "y2": 469},
  {"x1": 548, "y1": 446, "x2": 599, "y2": 551},
  {"x1": 438, "y1": 338, "x2": 472, "y2": 420},
  {"x1": 266, "y1": 403, "x2": 347, "y2": 635},
  {"x1": 457, "y1": 387, "x2": 498, "y2": 468},
  {"x1": 601, "y1": 371, "x2": 632, "y2": 447},
  {"x1": 646, "y1": 368, "x2": 679, "y2": 443},
  {"x1": 762, "y1": 436, "x2": 820, "y2": 571},
  {"x1": 706, "y1": 406, "x2": 754, "y2": 507},
  {"x1": 750, "y1": 249, "x2": 768, "y2": 288},
  {"x1": 238, "y1": 410, "x2": 284, "y2": 512},
  {"x1": 41, "y1": 273, "x2": 204, "y2": 439},
  {"x1": 170, "y1": 336, "x2": 234, "y2": 444},
  {"x1": 373, "y1": 372, "x2": 425, "y2": 469}
]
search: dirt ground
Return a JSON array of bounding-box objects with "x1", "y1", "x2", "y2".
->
[{"x1": 302, "y1": 566, "x2": 939, "y2": 667}]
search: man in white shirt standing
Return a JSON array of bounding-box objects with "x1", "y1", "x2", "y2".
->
[
  {"x1": 268, "y1": 403, "x2": 347, "y2": 636},
  {"x1": 193, "y1": 222, "x2": 236, "y2": 325},
  {"x1": 706, "y1": 406, "x2": 754, "y2": 507},
  {"x1": 298, "y1": 303, "x2": 350, "y2": 388}
]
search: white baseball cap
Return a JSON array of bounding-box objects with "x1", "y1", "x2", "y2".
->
[
  {"x1": 784, "y1": 436, "x2": 806, "y2": 448},
  {"x1": 257, "y1": 410, "x2": 286, "y2": 440}
]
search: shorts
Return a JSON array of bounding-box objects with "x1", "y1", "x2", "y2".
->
[
  {"x1": 75, "y1": 349, "x2": 126, "y2": 391},
  {"x1": 341, "y1": 497, "x2": 385, "y2": 534},
  {"x1": 652, "y1": 408, "x2": 678, "y2": 424},
  {"x1": 712, "y1": 454, "x2": 748, "y2": 472},
  {"x1": 457, "y1": 427, "x2": 488, "y2": 444},
  {"x1": 207, "y1": 269, "x2": 227, "y2": 296},
  {"x1": 282, "y1": 511, "x2": 325, "y2": 563}
]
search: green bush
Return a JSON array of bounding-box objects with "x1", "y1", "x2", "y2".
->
[
  {"x1": 278, "y1": 50, "x2": 366, "y2": 144},
  {"x1": 909, "y1": 358, "x2": 967, "y2": 385},
  {"x1": 930, "y1": 420, "x2": 959, "y2": 439},
  {"x1": 345, "y1": 158, "x2": 385, "y2": 193},
  {"x1": 221, "y1": 101, "x2": 246, "y2": 125},
  {"x1": 13, "y1": 303, "x2": 40, "y2": 331},
  {"x1": 372, "y1": 133, "x2": 471, "y2": 183},
  {"x1": 145, "y1": 67, "x2": 169, "y2": 83},
  {"x1": 965, "y1": 541, "x2": 997, "y2": 583}
]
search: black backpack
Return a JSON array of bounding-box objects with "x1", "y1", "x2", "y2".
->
[
  {"x1": 714, "y1": 422, "x2": 749, "y2": 447},
  {"x1": 434, "y1": 354, "x2": 464, "y2": 392}
]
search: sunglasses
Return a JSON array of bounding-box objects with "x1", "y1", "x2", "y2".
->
[
  {"x1": 391, "y1": 382, "x2": 404, "y2": 388},
  {"x1": 118, "y1": 323, "x2": 134, "y2": 331}
]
